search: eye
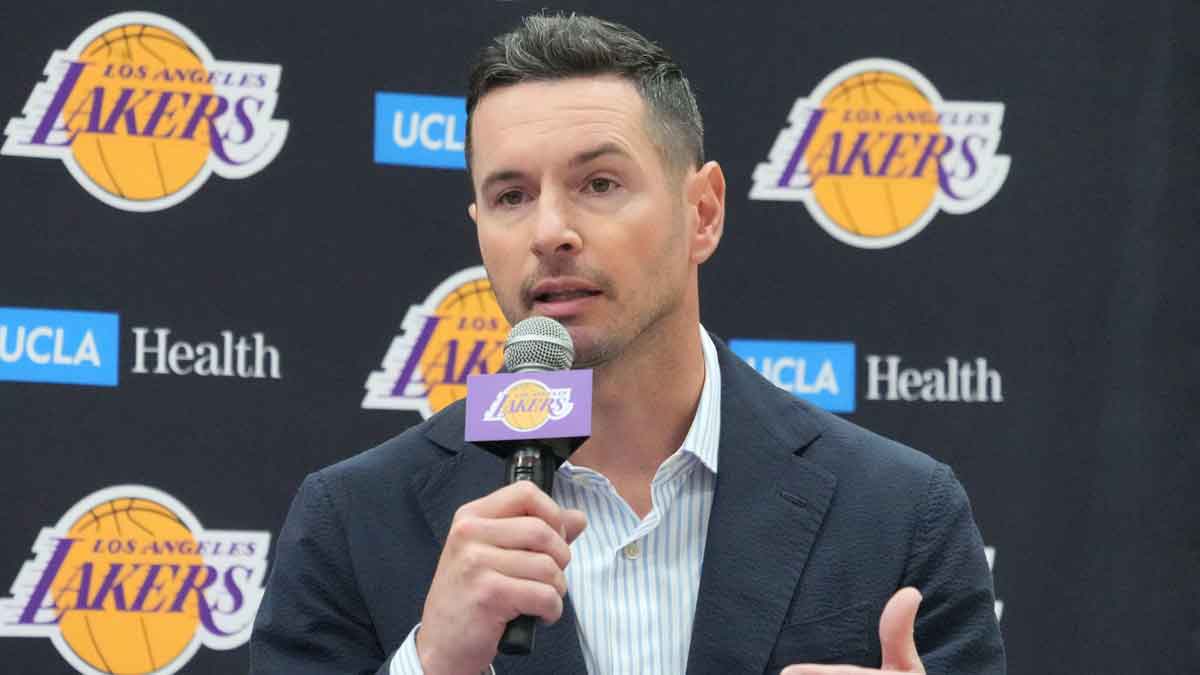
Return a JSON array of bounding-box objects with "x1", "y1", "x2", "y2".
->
[
  {"x1": 584, "y1": 177, "x2": 618, "y2": 194},
  {"x1": 496, "y1": 190, "x2": 526, "y2": 207}
]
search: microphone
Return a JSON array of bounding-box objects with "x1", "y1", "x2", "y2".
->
[{"x1": 495, "y1": 316, "x2": 576, "y2": 656}]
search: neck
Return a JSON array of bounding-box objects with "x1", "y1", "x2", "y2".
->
[{"x1": 568, "y1": 312, "x2": 707, "y2": 490}]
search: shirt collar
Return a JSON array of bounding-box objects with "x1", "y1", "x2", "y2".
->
[
  {"x1": 680, "y1": 325, "x2": 721, "y2": 475},
  {"x1": 559, "y1": 324, "x2": 722, "y2": 478}
]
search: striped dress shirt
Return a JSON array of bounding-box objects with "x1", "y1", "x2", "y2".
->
[{"x1": 393, "y1": 326, "x2": 721, "y2": 674}]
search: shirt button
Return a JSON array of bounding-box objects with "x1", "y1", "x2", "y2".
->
[{"x1": 622, "y1": 541, "x2": 641, "y2": 560}]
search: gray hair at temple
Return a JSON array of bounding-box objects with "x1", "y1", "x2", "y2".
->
[{"x1": 466, "y1": 13, "x2": 705, "y2": 178}]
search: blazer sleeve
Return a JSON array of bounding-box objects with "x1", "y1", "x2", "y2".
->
[
  {"x1": 906, "y1": 463, "x2": 1007, "y2": 674},
  {"x1": 250, "y1": 472, "x2": 393, "y2": 675}
]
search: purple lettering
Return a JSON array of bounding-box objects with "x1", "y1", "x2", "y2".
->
[
  {"x1": 169, "y1": 565, "x2": 232, "y2": 637},
  {"x1": 84, "y1": 562, "x2": 142, "y2": 611},
  {"x1": 16, "y1": 538, "x2": 75, "y2": 624},
  {"x1": 837, "y1": 132, "x2": 876, "y2": 176},
  {"x1": 220, "y1": 565, "x2": 250, "y2": 615},
  {"x1": 776, "y1": 108, "x2": 826, "y2": 189},
  {"x1": 180, "y1": 93, "x2": 228, "y2": 141},
  {"x1": 912, "y1": 134, "x2": 955, "y2": 185},
  {"x1": 142, "y1": 91, "x2": 190, "y2": 138},
  {"x1": 29, "y1": 62, "x2": 88, "y2": 146},
  {"x1": 878, "y1": 133, "x2": 920, "y2": 177},
  {"x1": 230, "y1": 96, "x2": 261, "y2": 145},
  {"x1": 130, "y1": 564, "x2": 178, "y2": 612},
  {"x1": 99, "y1": 88, "x2": 153, "y2": 135},
  {"x1": 389, "y1": 316, "x2": 440, "y2": 397}
]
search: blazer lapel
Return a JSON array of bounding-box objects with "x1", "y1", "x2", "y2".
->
[
  {"x1": 686, "y1": 340, "x2": 837, "y2": 675},
  {"x1": 413, "y1": 402, "x2": 589, "y2": 675}
]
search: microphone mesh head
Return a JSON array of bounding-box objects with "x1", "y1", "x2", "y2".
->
[{"x1": 504, "y1": 316, "x2": 575, "y2": 372}]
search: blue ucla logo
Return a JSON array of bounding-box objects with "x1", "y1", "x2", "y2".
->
[
  {"x1": 0, "y1": 307, "x2": 120, "y2": 386},
  {"x1": 374, "y1": 92, "x2": 466, "y2": 169},
  {"x1": 730, "y1": 339, "x2": 856, "y2": 413}
]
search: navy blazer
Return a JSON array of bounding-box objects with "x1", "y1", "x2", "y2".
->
[{"x1": 250, "y1": 337, "x2": 1005, "y2": 674}]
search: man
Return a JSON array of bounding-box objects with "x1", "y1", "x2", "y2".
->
[{"x1": 250, "y1": 13, "x2": 1005, "y2": 675}]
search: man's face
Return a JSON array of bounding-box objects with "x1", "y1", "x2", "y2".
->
[{"x1": 468, "y1": 76, "x2": 696, "y2": 369}]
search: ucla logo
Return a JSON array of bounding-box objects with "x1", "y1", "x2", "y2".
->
[
  {"x1": 482, "y1": 379, "x2": 575, "y2": 432},
  {"x1": 363, "y1": 266, "x2": 510, "y2": 417},
  {"x1": 374, "y1": 92, "x2": 466, "y2": 169},
  {"x1": 0, "y1": 485, "x2": 270, "y2": 675},
  {"x1": 1, "y1": 12, "x2": 287, "y2": 212},
  {"x1": 750, "y1": 59, "x2": 1009, "y2": 248},
  {"x1": 730, "y1": 339, "x2": 856, "y2": 413},
  {"x1": 0, "y1": 307, "x2": 119, "y2": 386}
]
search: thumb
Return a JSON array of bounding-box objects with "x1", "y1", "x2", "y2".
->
[
  {"x1": 563, "y1": 508, "x2": 588, "y2": 544},
  {"x1": 879, "y1": 587, "x2": 923, "y2": 672}
]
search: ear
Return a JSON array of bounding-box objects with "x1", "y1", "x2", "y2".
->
[
  {"x1": 468, "y1": 202, "x2": 478, "y2": 225},
  {"x1": 686, "y1": 160, "x2": 726, "y2": 264}
]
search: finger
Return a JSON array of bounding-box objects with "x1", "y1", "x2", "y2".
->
[
  {"x1": 459, "y1": 481, "x2": 566, "y2": 536},
  {"x1": 451, "y1": 516, "x2": 573, "y2": 568},
  {"x1": 484, "y1": 548, "x2": 568, "y2": 596},
  {"x1": 879, "y1": 587, "x2": 923, "y2": 672},
  {"x1": 562, "y1": 508, "x2": 588, "y2": 544},
  {"x1": 481, "y1": 571, "x2": 565, "y2": 625}
]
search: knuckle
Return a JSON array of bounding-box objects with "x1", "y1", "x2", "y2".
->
[
  {"x1": 459, "y1": 544, "x2": 484, "y2": 572},
  {"x1": 476, "y1": 572, "x2": 506, "y2": 612},
  {"x1": 449, "y1": 515, "x2": 478, "y2": 541},
  {"x1": 539, "y1": 585, "x2": 564, "y2": 622},
  {"x1": 534, "y1": 521, "x2": 558, "y2": 549},
  {"x1": 536, "y1": 553, "x2": 559, "y2": 579},
  {"x1": 452, "y1": 503, "x2": 475, "y2": 523}
]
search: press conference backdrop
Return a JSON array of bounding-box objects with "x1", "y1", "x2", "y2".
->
[{"x1": 1, "y1": 1, "x2": 1196, "y2": 673}]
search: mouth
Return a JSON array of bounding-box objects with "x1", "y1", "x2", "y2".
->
[
  {"x1": 533, "y1": 288, "x2": 603, "y2": 303},
  {"x1": 528, "y1": 278, "x2": 604, "y2": 315}
]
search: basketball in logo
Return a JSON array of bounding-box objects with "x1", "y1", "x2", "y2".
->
[
  {"x1": 808, "y1": 72, "x2": 941, "y2": 239},
  {"x1": 64, "y1": 26, "x2": 215, "y2": 202},
  {"x1": 0, "y1": 485, "x2": 271, "y2": 675},
  {"x1": 363, "y1": 266, "x2": 512, "y2": 417},
  {"x1": 750, "y1": 58, "x2": 1010, "y2": 248},
  {"x1": 1, "y1": 12, "x2": 288, "y2": 211},
  {"x1": 52, "y1": 498, "x2": 203, "y2": 674}
]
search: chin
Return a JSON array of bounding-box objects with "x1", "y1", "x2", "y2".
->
[{"x1": 567, "y1": 330, "x2": 622, "y2": 370}]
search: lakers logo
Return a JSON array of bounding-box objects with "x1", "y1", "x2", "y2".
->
[
  {"x1": 482, "y1": 379, "x2": 575, "y2": 432},
  {"x1": 363, "y1": 266, "x2": 511, "y2": 418},
  {"x1": 0, "y1": 485, "x2": 269, "y2": 675},
  {"x1": 1, "y1": 12, "x2": 287, "y2": 212},
  {"x1": 750, "y1": 59, "x2": 1009, "y2": 248}
]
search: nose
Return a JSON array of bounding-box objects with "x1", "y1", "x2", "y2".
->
[{"x1": 530, "y1": 192, "x2": 582, "y2": 258}]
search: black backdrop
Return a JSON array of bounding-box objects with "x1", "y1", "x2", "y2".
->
[{"x1": 1, "y1": 1, "x2": 1197, "y2": 673}]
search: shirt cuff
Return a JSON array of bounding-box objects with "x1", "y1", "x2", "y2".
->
[{"x1": 390, "y1": 623, "x2": 425, "y2": 675}]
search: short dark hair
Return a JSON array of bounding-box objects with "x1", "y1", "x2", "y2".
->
[{"x1": 466, "y1": 13, "x2": 704, "y2": 176}]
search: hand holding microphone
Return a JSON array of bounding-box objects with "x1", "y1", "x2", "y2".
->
[{"x1": 415, "y1": 317, "x2": 589, "y2": 675}]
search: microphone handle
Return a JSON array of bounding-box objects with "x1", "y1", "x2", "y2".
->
[{"x1": 498, "y1": 445, "x2": 557, "y2": 656}]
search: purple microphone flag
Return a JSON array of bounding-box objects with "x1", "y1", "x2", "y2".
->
[{"x1": 465, "y1": 370, "x2": 593, "y2": 442}]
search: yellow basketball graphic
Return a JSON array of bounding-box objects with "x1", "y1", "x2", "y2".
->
[
  {"x1": 63, "y1": 25, "x2": 214, "y2": 202},
  {"x1": 421, "y1": 276, "x2": 511, "y2": 413},
  {"x1": 496, "y1": 380, "x2": 556, "y2": 431},
  {"x1": 807, "y1": 71, "x2": 941, "y2": 238},
  {"x1": 51, "y1": 498, "x2": 202, "y2": 674}
]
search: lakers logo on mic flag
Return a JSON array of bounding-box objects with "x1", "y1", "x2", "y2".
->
[{"x1": 466, "y1": 370, "x2": 592, "y2": 442}]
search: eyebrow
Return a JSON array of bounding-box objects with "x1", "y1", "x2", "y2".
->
[
  {"x1": 568, "y1": 142, "x2": 631, "y2": 168},
  {"x1": 478, "y1": 143, "x2": 633, "y2": 196}
]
